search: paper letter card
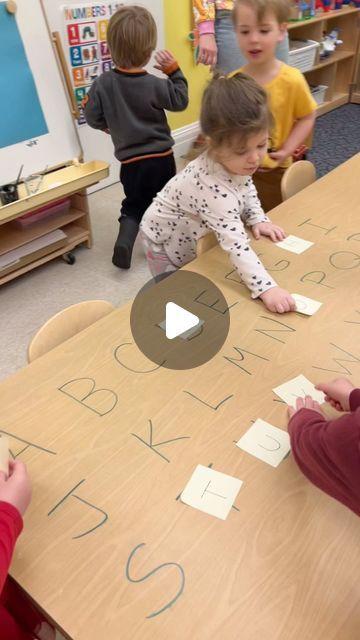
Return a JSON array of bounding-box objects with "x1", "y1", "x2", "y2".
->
[
  {"x1": 0, "y1": 436, "x2": 9, "y2": 474},
  {"x1": 291, "y1": 293, "x2": 323, "y2": 316},
  {"x1": 180, "y1": 464, "x2": 243, "y2": 520},
  {"x1": 273, "y1": 374, "x2": 325, "y2": 407},
  {"x1": 276, "y1": 235, "x2": 314, "y2": 254},
  {"x1": 236, "y1": 419, "x2": 291, "y2": 467}
]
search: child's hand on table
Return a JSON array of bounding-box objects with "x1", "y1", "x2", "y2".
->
[
  {"x1": 154, "y1": 49, "x2": 176, "y2": 73},
  {"x1": 252, "y1": 222, "x2": 286, "y2": 242},
  {"x1": 260, "y1": 287, "x2": 296, "y2": 314},
  {"x1": 0, "y1": 460, "x2": 32, "y2": 516},
  {"x1": 315, "y1": 378, "x2": 355, "y2": 412},
  {"x1": 287, "y1": 395, "x2": 324, "y2": 420}
]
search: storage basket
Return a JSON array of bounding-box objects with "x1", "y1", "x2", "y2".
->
[
  {"x1": 289, "y1": 39, "x2": 319, "y2": 72},
  {"x1": 311, "y1": 84, "x2": 328, "y2": 105}
]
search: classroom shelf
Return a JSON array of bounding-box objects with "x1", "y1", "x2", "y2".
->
[
  {"x1": 306, "y1": 50, "x2": 354, "y2": 73},
  {"x1": 287, "y1": 5, "x2": 359, "y2": 29},
  {"x1": 0, "y1": 160, "x2": 109, "y2": 223},
  {"x1": 316, "y1": 91, "x2": 349, "y2": 116},
  {"x1": 0, "y1": 208, "x2": 85, "y2": 256},
  {"x1": 0, "y1": 223, "x2": 89, "y2": 285},
  {"x1": 0, "y1": 161, "x2": 109, "y2": 285},
  {"x1": 351, "y1": 23, "x2": 360, "y2": 105},
  {"x1": 287, "y1": 7, "x2": 360, "y2": 115}
]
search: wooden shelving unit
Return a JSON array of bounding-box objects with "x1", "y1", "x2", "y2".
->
[
  {"x1": 288, "y1": 6, "x2": 360, "y2": 116},
  {"x1": 0, "y1": 160, "x2": 109, "y2": 285},
  {"x1": 351, "y1": 23, "x2": 360, "y2": 104}
]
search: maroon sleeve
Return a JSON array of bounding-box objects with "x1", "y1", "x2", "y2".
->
[
  {"x1": 350, "y1": 388, "x2": 360, "y2": 411},
  {"x1": 0, "y1": 501, "x2": 23, "y2": 595},
  {"x1": 288, "y1": 407, "x2": 360, "y2": 517},
  {"x1": 0, "y1": 501, "x2": 33, "y2": 640}
]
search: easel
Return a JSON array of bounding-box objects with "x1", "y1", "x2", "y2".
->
[{"x1": 0, "y1": 0, "x2": 109, "y2": 282}]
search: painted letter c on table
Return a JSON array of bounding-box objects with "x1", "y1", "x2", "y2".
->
[{"x1": 114, "y1": 343, "x2": 164, "y2": 373}]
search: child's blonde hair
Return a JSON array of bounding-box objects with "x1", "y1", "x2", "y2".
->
[
  {"x1": 233, "y1": 0, "x2": 290, "y2": 24},
  {"x1": 200, "y1": 73, "x2": 272, "y2": 149},
  {"x1": 107, "y1": 5, "x2": 157, "y2": 68}
]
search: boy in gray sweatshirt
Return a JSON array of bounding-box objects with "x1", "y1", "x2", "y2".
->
[{"x1": 84, "y1": 5, "x2": 188, "y2": 269}]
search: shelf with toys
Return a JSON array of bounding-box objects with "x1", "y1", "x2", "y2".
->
[{"x1": 287, "y1": 4, "x2": 360, "y2": 116}]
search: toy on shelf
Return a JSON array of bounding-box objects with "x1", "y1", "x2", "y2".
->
[
  {"x1": 289, "y1": 0, "x2": 316, "y2": 20},
  {"x1": 319, "y1": 29, "x2": 343, "y2": 58},
  {"x1": 316, "y1": 0, "x2": 335, "y2": 11}
]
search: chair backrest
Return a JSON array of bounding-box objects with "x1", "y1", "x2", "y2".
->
[
  {"x1": 196, "y1": 232, "x2": 218, "y2": 257},
  {"x1": 281, "y1": 160, "x2": 316, "y2": 201},
  {"x1": 27, "y1": 300, "x2": 114, "y2": 363}
]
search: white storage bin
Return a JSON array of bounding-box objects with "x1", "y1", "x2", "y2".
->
[
  {"x1": 289, "y1": 39, "x2": 319, "y2": 72},
  {"x1": 311, "y1": 84, "x2": 328, "y2": 105}
]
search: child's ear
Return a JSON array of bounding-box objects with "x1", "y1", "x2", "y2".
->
[{"x1": 278, "y1": 22, "x2": 287, "y2": 41}]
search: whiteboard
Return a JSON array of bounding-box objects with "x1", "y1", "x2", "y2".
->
[
  {"x1": 0, "y1": 0, "x2": 81, "y2": 186},
  {"x1": 43, "y1": 1, "x2": 165, "y2": 191}
]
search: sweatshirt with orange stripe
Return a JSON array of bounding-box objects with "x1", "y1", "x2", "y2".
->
[{"x1": 84, "y1": 63, "x2": 188, "y2": 163}]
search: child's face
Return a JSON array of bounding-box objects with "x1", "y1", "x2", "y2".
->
[
  {"x1": 213, "y1": 130, "x2": 268, "y2": 176},
  {"x1": 234, "y1": 4, "x2": 286, "y2": 65}
]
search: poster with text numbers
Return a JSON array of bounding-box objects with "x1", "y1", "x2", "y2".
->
[{"x1": 63, "y1": 3, "x2": 121, "y2": 125}]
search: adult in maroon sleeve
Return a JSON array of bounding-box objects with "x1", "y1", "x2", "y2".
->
[
  {"x1": 287, "y1": 378, "x2": 360, "y2": 517},
  {"x1": 0, "y1": 459, "x2": 33, "y2": 639},
  {"x1": 0, "y1": 459, "x2": 56, "y2": 640}
]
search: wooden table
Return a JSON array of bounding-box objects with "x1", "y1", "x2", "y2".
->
[{"x1": 2, "y1": 155, "x2": 360, "y2": 640}]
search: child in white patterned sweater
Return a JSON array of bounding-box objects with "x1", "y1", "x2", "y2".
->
[{"x1": 140, "y1": 73, "x2": 296, "y2": 313}]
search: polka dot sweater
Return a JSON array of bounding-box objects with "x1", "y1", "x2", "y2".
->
[{"x1": 140, "y1": 151, "x2": 278, "y2": 298}]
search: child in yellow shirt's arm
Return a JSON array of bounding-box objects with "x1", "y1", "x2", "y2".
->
[{"x1": 231, "y1": 0, "x2": 317, "y2": 211}]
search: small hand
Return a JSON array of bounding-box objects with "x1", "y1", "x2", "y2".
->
[
  {"x1": 252, "y1": 222, "x2": 286, "y2": 242},
  {"x1": 315, "y1": 378, "x2": 354, "y2": 412},
  {"x1": 288, "y1": 395, "x2": 324, "y2": 420},
  {"x1": 0, "y1": 460, "x2": 32, "y2": 516},
  {"x1": 268, "y1": 149, "x2": 290, "y2": 165},
  {"x1": 154, "y1": 49, "x2": 176, "y2": 72},
  {"x1": 197, "y1": 34, "x2": 218, "y2": 67},
  {"x1": 260, "y1": 287, "x2": 296, "y2": 314}
]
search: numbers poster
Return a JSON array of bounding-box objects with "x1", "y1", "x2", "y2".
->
[{"x1": 63, "y1": 3, "x2": 122, "y2": 125}]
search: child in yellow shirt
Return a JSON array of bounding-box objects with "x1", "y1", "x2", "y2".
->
[{"x1": 231, "y1": 0, "x2": 317, "y2": 210}]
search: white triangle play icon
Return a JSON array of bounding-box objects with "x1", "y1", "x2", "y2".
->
[{"x1": 165, "y1": 302, "x2": 200, "y2": 340}]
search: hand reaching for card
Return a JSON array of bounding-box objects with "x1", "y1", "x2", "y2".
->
[
  {"x1": 287, "y1": 395, "x2": 324, "y2": 420},
  {"x1": 260, "y1": 287, "x2": 296, "y2": 313},
  {"x1": 0, "y1": 460, "x2": 32, "y2": 516},
  {"x1": 252, "y1": 222, "x2": 286, "y2": 242},
  {"x1": 315, "y1": 378, "x2": 354, "y2": 412}
]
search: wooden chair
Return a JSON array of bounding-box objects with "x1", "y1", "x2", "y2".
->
[
  {"x1": 27, "y1": 300, "x2": 114, "y2": 363},
  {"x1": 281, "y1": 160, "x2": 316, "y2": 201},
  {"x1": 196, "y1": 232, "x2": 218, "y2": 257}
]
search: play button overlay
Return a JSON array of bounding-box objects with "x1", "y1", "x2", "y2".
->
[
  {"x1": 164, "y1": 303, "x2": 201, "y2": 339},
  {"x1": 130, "y1": 270, "x2": 230, "y2": 370}
]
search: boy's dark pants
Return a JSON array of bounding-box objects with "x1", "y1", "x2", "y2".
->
[
  {"x1": 119, "y1": 153, "x2": 176, "y2": 224},
  {"x1": 112, "y1": 153, "x2": 176, "y2": 269}
]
